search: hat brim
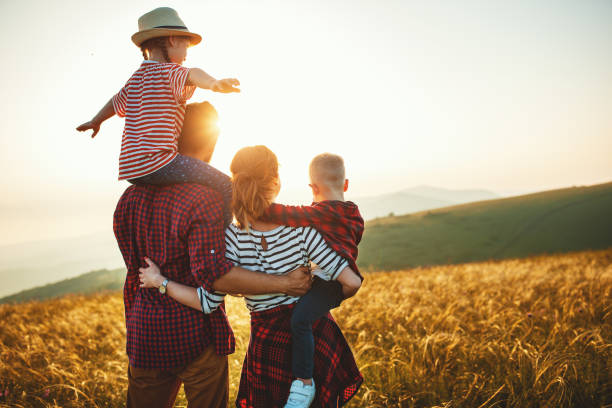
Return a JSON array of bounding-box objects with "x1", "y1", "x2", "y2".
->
[{"x1": 132, "y1": 28, "x2": 202, "y2": 47}]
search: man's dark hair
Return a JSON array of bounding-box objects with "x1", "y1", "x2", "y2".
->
[{"x1": 179, "y1": 101, "x2": 219, "y2": 157}]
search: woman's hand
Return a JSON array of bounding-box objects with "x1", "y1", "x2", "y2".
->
[{"x1": 139, "y1": 257, "x2": 166, "y2": 288}]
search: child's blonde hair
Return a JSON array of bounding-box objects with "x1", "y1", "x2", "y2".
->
[
  {"x1": 309, "y1": 153, "x2": 345, "y2": 191},
  {"x1": 140, "y1": 35, "x2": 192, "y2": 62}
]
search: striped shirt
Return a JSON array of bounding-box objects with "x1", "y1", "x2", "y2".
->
[
  {"x1": 112, "y1": 60, "x2": 195, "y2": 181},
  {"x1": 197, "y1": 224, "x2": 349, "y2": 313}
]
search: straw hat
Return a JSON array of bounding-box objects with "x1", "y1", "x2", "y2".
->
[{"x1": 131, "y1": 7, "x2": 202, "y2": 47}]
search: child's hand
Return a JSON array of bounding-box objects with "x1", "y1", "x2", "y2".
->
[
  {"x1": 212, "y1": 78, "x2": 240, "y2": 93},
  {"x1": 139, "y1": 257, "x2": 165, "y2": 288},
  {"x1": 76, "y1": 120, "x2": 101, "y2": 138}
]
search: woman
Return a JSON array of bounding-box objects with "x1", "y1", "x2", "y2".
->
[{"x1": 140, "y1": 145, "x2": 362, "y2": 407}]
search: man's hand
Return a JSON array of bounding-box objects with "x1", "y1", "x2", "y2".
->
[
  {"x1": 139, "y1": 257, "x2": 166, "y2": 288},
  {"x1": 76, "y1": 120, "x2": 101, "y2": 138},
  {"x1": 282, "y1": 266, "x2": 312, "y2": 296},
  {"x1": 211, "y1": 78, "x2": 240, "y2": 93}
]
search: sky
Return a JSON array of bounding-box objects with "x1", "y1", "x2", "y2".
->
[{"x1": 0, "y1": 0, "x2": 611, "y2": 246}]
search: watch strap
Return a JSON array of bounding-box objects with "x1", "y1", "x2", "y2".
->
[{"x1": 159, "y1": 279, "x2": 170, "y2": 294}]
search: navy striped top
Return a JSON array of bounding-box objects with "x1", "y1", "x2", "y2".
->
[{"x1": 197, "y1": 224, "x2": 348, "y2": 313}]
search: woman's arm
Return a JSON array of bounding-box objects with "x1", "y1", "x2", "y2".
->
[
  {"x1": 166, "y1": 282, "x2": 202, "y2": 311},
  {"x1": 139, "y1": 257, "x2": 312, "y2": 313},
  {"x1": 138, "y1": 262, "x2": 202, "y2": 311}
]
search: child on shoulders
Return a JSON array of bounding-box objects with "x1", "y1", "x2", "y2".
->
[{"x1": 77, "y1": 7, "x2": 239, "y2": 226}]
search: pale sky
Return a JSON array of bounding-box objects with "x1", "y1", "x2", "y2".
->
[{"x1": 1, "y1": 0, "x2": 611, "y2": 246}]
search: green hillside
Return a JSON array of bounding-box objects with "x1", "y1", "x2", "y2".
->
[
  {"x1": 0, "y1": 268, "x2": 125, "y2": 304},
  {"x1": 357, "y1": 181, "x2": 612, "y2": 271}
]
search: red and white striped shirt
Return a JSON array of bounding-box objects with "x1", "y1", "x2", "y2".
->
[{"x1": 112, "y1": 60, "x2": 195, "y2": 180}]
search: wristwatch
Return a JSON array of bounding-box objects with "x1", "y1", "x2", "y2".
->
[{"x1": 159, "y1": 279, "x2": 170, "y2": 295}]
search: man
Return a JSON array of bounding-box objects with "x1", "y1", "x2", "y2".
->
[{"x1": 113, "y1": 101, "x2": 312, "y2": 408}]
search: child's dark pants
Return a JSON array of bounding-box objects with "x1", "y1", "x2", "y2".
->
[
  {"x1": 128, "y1": 154, "x2": 233, "y2": 228},
  {"x1": 290, "y1": 276, "x2": 345, "y2": 379}
]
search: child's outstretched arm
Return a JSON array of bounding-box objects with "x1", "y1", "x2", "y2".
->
[
  {"x1": 76, "y1": 98, "x2": 115, "y2": 138},
  {"x1": 187, "y1": 68, "x2": 240, "y2": 93}
]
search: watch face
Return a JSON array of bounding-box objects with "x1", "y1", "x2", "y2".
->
[{"x1": 159, "y1": 285, "x2": 166, "y2": 294}]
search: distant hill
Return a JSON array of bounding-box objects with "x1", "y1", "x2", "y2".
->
[
  {"x1": 354, "y1": 186, "x2": 499, "y2": 220},
  {"x1": 357, "y1": 181, "x2": 612, "y2": 271},
  {"x1": 0, "y1": 185, "x2": 498, "y2": 296},
  {"x1": 0, "y1": 268, "x2": 125, "y2": 304},
  {"x1": 0, "y1": 231, "x2": 124, "y2": 298}
]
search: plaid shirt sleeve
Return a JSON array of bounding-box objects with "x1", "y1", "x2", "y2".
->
[
  {"x1": 262, "y1": 203, "x2": 333, "y2": 226},
  {"x1": 185, "y1": 194, "x2": 234, "y2": 293}
]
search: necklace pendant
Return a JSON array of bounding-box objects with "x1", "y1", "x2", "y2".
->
[{"x1": 261, "y1": 236, "x2": 268, "y2": 251}]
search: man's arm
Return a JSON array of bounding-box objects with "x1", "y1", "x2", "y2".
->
[
  {"x1": 139, "y1": 258, "x2": 311, "y2": 312},
  {"x1": 212, "y1": 265, "x2": 310, "y2": 296}
]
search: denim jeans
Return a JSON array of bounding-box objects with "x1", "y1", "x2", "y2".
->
[{"x1": 291, "y1": 277, "x2": 345, "y2": 379}]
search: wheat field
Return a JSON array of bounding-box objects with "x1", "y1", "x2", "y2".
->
[{"x1": 1, "y1": 249, "x2": 611, "y2": 407}]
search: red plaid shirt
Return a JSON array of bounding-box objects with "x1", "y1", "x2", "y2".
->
[
  {"x1": 262, "y1": 200, "x2": 364, "y2": 279},
  {"x1": 113, "y1": 184, "x2": 235, "y2": 369}
]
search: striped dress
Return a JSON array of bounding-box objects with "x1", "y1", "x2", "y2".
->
[
  {"x1": 197, "y1": 224, "x2": 349, "y2": 313},
  {"x1": 112, "y1": 60, "x2": 195, "y2": 181}
]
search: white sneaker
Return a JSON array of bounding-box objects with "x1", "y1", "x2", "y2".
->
[{"x1": 284, "y1": 379, "x2": 316, "y2": 408}]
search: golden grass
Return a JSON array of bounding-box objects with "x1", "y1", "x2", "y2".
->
[{"x1": 1, "y1": 249, "x2": 611, "y2": 407}]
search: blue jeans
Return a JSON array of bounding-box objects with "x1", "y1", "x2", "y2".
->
[
  {"x1": 291, "y1": 277, "x2": 344, "y2": 379},
  {"x1": 129, "y1": 154, "x2": 233, "y2": 228}
]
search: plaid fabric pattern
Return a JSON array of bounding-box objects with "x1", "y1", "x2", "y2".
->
[
  {"x1": 114, "y1": 183, "x2": 236, "y2": 369},
  {"x1": 236, "y1": 304, "x2": 363, "y2": 408},
  {"x1": 262, "y1": 201, "x2": 364, "y2": 279}
]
